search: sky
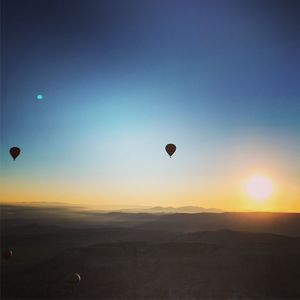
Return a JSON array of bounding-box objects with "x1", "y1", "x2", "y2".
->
[{"x1": 1, "y1": 0, "x2": 300, "y2": 212}]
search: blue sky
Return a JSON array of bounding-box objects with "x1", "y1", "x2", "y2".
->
[{"x1": 1, "y1": 0, "x2": 300, "y2": 210}]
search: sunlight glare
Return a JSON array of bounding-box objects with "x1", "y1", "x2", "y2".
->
[{"x1": 245, "y1": 175, "x2": 273, "y2": 201}]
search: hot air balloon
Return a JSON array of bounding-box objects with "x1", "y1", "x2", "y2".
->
[
  {"x1": 68, "y1": 273, "x2": 81, "y2": 284},
  {"x1": 165, "y1": 144, "x2": 176, "y2": 157},
  {"x1": 9, "y1": 147, "x2": 21, "y2": 160},
  {"x1": 2, "y1": 250, "x2": 13, "y2": 260}
]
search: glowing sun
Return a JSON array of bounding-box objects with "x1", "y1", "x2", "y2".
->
[{"x1": 245, "y1": 175, "x2": 273, "y2": 200}]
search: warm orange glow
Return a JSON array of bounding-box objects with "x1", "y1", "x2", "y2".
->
[{"x1": 1, "y1": 169, "x2": 300, "y2": 212}]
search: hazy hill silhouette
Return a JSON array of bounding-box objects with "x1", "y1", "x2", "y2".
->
[
  {"x1": 137, "y1": 212, "x2": 300, "y2": 236},
  {"x1": 117, "y1": 206, "x2": 224, "y2": 213},
  {"x1": 1, "y1": 205, "x2": 300, "y2": 299},
  {"x1": 2, "y1": 205, "x2": 300, "y2": 236}
]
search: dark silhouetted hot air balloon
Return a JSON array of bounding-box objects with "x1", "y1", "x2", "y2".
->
[
  {"x1": 165, "y1": 144, "x2": 176, "y2": 157},
  {"x1": 2, "y1": 250, "x2": 13, "y2": 260},
  {"x1": 9, "y1": 147, "x2": 21, "y2": 160},
  {"x1": 68, "y1": 273, "x2": 81, "y2": 284}
]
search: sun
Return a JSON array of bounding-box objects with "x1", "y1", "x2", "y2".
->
[{"x1": 245, "y1": 175, "x2": 273, "y2": 200}]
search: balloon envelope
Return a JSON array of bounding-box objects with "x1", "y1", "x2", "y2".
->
[
  {"x1": 2, "y1": 250, "x2": 13, "y2": 260},
  {"x1": 165, "y1": 144, "x2": 176, "y2": 157},
  {"x1": 9, "y1": 147, "x2": 21, "y2": 160},
  {"x1": 68, "y1": 273, "x2": 81, "y2": 284}
]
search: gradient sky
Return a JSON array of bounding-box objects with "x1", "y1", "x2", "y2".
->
[{"x1": 1, "y1": 0, "x2": 300, "y2": 211}]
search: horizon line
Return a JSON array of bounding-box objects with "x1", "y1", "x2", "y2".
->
[{"x1": 1, "y1": 201, "x2": 300, "y2": 214}]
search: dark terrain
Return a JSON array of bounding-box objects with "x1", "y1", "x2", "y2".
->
[{"x1": 1, "y1": 204, "x2": 300, "y2": 299}]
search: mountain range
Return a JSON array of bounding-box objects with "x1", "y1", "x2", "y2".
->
[{"x1": 116, "y1": 205, "x2": 224, "y2": 214}]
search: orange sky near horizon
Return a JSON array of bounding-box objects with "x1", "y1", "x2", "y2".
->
[{"x1": 1, "y1": 167, "x2": 300, "y2": 212}]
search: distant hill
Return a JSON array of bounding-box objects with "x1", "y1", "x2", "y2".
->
[
  {"x1": 117, "y1": 205, "x2": 224, "y2": 214},
  {"x1": 137, "y1": 212, "x2": 300, "y2": 236},
  {"x1": 1, "y1": 205, "x2": 300, "y2": 236}
]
